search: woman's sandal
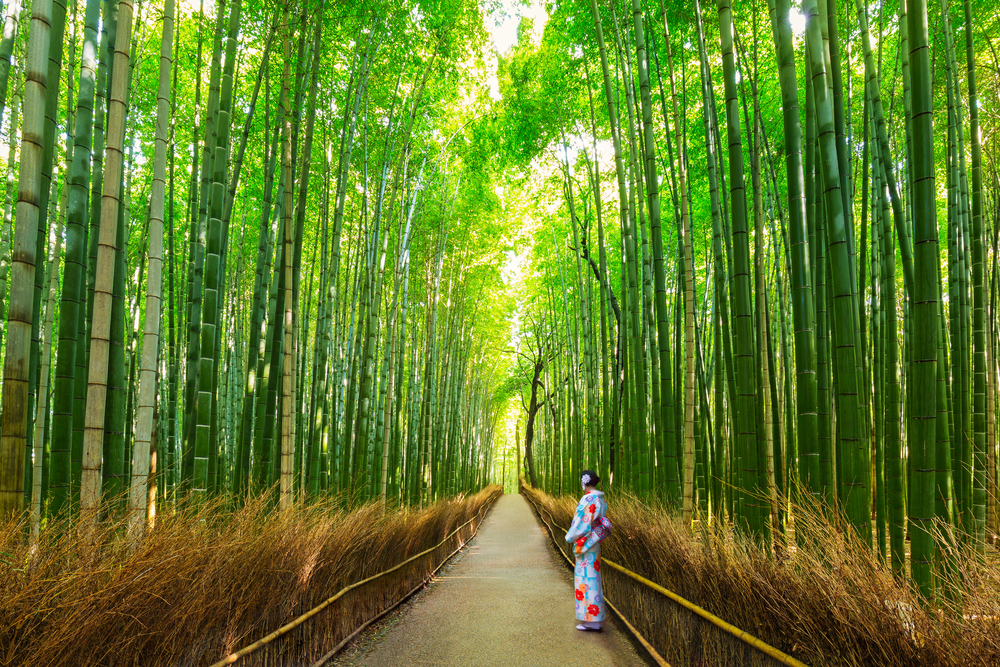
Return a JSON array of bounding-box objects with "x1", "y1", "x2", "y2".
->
[{"x1": 575, "y1": 624, "x2": 603, "y2": 632}]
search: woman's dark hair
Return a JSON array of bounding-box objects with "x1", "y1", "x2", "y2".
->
[{"x1": 580, "y1": 470, "x2": 601, "y2": 487}]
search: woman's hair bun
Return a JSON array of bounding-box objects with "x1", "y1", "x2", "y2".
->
[{"x1": 581, "y1": 470, "x2": 600, "y2": 486}]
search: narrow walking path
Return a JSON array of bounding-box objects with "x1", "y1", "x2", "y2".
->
[{"x1": 346, "y1": 493, "x2": 647, "y2": 667}]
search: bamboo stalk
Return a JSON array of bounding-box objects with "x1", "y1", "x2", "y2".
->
[
  {"x1": 128, "y1": 0, "x2": 174, "y2": 536},
  {"x1": 79, "y1": 0, "x2": 135, "y2": 537}
]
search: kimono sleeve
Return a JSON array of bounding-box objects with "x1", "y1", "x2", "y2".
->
[
  {"x1": 564, "y1": 496, "x2": 595, "y2": 544},
  {"x1": 581, "y1": 521, "x2": 603, "y2": 552},
  {"x1": 580, "y1": 498, "x2": 607, "y2": 551}
]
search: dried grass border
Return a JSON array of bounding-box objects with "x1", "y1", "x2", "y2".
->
[
  {"x1": 0, "y1": 486, "x2": 500, "y2": 666},
  {"x1": 522, "y1": 484, "x2": 1000, "y2": 667}
]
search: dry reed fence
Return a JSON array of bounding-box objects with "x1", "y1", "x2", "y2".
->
[
  {"x1": 522, "y1": 483, "x2": 1000, "y2": 667},
  {"x1": 0, "y1": 486, "x2": 500, "y2": 667}
]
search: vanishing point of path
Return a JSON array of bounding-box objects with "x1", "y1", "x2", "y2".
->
[{"x1": 345, "y1": 493, "x2": 648, "y2": 667}]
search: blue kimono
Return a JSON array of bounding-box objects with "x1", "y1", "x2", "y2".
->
[{"x1": 564, "y1": 490, "x2": 607, "y2": 622}]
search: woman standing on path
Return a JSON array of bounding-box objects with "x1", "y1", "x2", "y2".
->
[{"x1": 565, "y1": 470, "x2": 607, "y2": 632}]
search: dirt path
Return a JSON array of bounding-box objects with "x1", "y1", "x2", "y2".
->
[{"x1": 334, "y1": 493, "x2": 647, "y2": 667}]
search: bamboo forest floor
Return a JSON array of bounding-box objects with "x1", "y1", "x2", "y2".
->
[{"x1": 329, "y1": 494, "x2": 649, "y2": 667}]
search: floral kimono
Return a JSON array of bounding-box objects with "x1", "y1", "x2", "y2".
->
[{"x1": 564, "y1": 490, "x2": 607, "y2": 623}]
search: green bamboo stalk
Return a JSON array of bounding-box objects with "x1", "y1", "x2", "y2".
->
[
  {"x1": 719, "y1": 0, "x2": 766, "y2": 539},
  {"x1": 744, "y1": 15, "x2": 776, "y2": 538},
  {"x1": 100, "y1": 39, "x2": 135, "y2": 506},
  {"x1": 0, "y1": 0, "x2": 22, "y2": 134},
  {"x1": 24, "y1": 0, "x2": 68, "y2": 508},
  {"x1": 803, "y1": 0, "x2": 869, "y2": 541},
  {"x1": 963, "y1": 0, "x2": 987, "y2": 551},
  {"x1": 906, "y1": 0, "x2": 940, "y2": 597},
  {"x1": 875, "y1": 125, "x2": 904, "y2": 572},
  {"x1": 278, "y1": 0, "x2": 295, "y2": 511},
  {"x1": 0, "y1": 58, "x2": 21, "y2": 428},
  {"x1": 180, "y1": 0, "x2": 206, "y2": 485},
  {"x1": 236, "y1": 125, "x2": 278, "y2": 496},
  {"x1": 940, "y1": 0, "x2": 968, "y2": 539},
  {"x1": 0, "y1": 0, "x2": 57, "y2": 517},
  {"x1": 871, "y1": 165, "x2": 885, "y2": 559},
  {"x1": 657, "y1": 10, "x2": 695, "y2": 521},
  {"x1": 307, "y1": 140, "x2": 334, "y2": 497},
  {"x1": 853, "y1": 0, "x2": 914, "y2": 298},
  {"x1": 251, "y1": 154, "x2": 281, "y2": 492},
  {"x1": 183, "y1": 0, "x2": 225, "y2": 485},
  {"x1": 128, "y1": 0, "x2": 174, "y2": 534},
  {"x1": 31, "y1": 158, "x2": 68, "y2": 538},
  {"x1": 193, "y1": 0, "x2": 242, "y2": 497},
  {"x1": 79, "y1": 0, "x2": 135, "y2": 535}
]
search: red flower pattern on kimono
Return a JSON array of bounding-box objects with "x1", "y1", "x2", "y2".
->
[
  {"x1": 594, "y1": 559, "x2": 600, "y2": 572},
  {"x1": 575, "y1": 589, "x2": 584, "y2": 601},
  {"x1": 588, "y1": 604, "x2": 600, "y2": 616}
]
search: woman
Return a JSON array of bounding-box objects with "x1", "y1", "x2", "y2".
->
[{"x1": 564, "y1": 470, "x2": 607, "y2": 632}]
